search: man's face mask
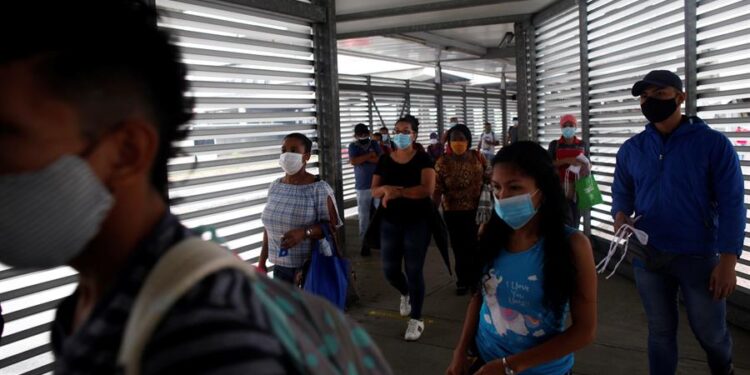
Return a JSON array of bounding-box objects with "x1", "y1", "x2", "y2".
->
[
  {"x1": 641, "y1": 96, "x2": 678, "y2": 123},
  {"x1": 0, "y1": 155, "x2": 115, "y2": 268}
]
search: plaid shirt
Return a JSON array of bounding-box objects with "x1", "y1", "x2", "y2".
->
[
  {"x1": 51, "y1": 213, "x2": 295, "y2": 374},
  {"x1": 261, "y1": 179, "x2": 341, "y2": 268}
]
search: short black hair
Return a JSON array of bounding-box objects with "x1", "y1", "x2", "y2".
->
[
  {"x1": 396, "y1": 114, "x2": 420, "y2": 133},
  {"x1": 284, "y1": 133, "x2": 313, "y2": 154},
  {"x1": 354, "y1": 123, "x2": 370, "y2": 135},
  {"x1": 1, "y1": 0, "x2": 193, "y2": 199},
  {"x1": 379, "y1": 126, "x2": 389, "y2": 132}
]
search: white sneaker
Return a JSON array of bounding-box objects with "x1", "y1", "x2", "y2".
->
[
  {"x1": 404, "y1": 319, "x2": 424, "y2": 341},
  {"x1": 399, "y1": 295, "x2": 411, "y2": 317}
]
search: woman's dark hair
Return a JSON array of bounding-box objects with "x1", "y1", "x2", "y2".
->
[
  {"x1": 479, "y1": 141, "x2": 576, "y2": 319},
  {"x1": 396, "y1": 114, "x2": 420, "y2": 133},
  {"x1": 447, "y1": 124, "x2": 472, "y2": 149},
  {"x1": 284, "y1": 133, "x2": 313, "y2": 153}
]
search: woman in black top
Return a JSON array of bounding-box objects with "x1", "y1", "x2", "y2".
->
[{"x1": 372, "y1": 116, "x2": 435, "y2": 342}]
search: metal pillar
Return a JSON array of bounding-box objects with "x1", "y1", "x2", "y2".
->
[
  {"x1": 366, "y1": 76, "x2": 374, "y2": 133},
  {"x1": 578, "y1": 0, "x2": 592, "y2": 236},
  {"x1": 312, "y1": 0, "x2": 345, "y2": 247},
  {"x1": 527, "y1": 20, "x2": 538, "y2": 143},
  {"x1": 483, "y1": 87, "x2": 490, "y2": 124},
  {"x1": 501, "y1": 72, "x2": 508, "y2": 145},
  {"x1": 462, "y1": 85, "x2": 469, "y2": 125},
  {"x1": 684, "y1": 0, "x2": 698, "y2": 117},
  {"x1": 435, "y1": 63, "x2": 445, "y2": 135},
  {"x1": 405, "y1": 80, "x2": 411, "y2": 114},
  {"x1": 514, "y1": 22, "x2": 530, "y2": 141}
]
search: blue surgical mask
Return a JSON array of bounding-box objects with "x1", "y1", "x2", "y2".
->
[
  {"x1": 562, "y1": 127, "x2": 576, "y2": 139},
  {"x1": 392, "y1": 134, "x2": 413, "y2": 149},
  {"x1": 494, "y1": 190, "x2": 539, "y2": 230}
]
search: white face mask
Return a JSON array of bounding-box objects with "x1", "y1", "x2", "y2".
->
[
  {"x1": 279, "y1": 152, "x2": 305, "y2": 175},
  {"x1": 429, "y1": 139, "x2": 438, "y2": 145},
  {"x1": 0, "y1": 155, "x2": 115, "y2": 268}
]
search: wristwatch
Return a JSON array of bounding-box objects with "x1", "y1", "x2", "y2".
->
[
  {"x1": 304, "y1": 226, "x2": 313, "y2": 239},
  {"x1": 502, "y1": 357, "x2": 515, "y2": 375}
]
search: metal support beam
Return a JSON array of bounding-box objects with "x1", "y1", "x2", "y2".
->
[
  {"x1": 501, "y1": 72, "x2": 508, "y2": 145},
  {"x1": 527, "y1": 20, "x2": 538, "y2": 142},
  {"x1": 462, "y1": 86, "x2": 469, "y2": 125},
  {"x1": 367, "y1": 76, "x2": 374, "y2": 133},
  {"x1": 213, "y1": 0, "x2": 326, "y2": 22},
  {"x1": 423, "y1": 47, "x2": 515, "y2": 63},
  {"x1": 436, "y1": 63, "x2": 445, "y2": 136},
  {"x1": 337, "y1": 14, "x2": 530, "y2": 39},
  {"x1": 402, "y1": 31, "x2": 487, "y2": 56},
  {"x1": 337, "y1": 0, "x2": 531, "y2": 22},
  {"x1": 312, "y1": 0, "x2": 345, "y2": 247},
  {"x1": 514, "y1": 22, "x2": 530, "y2": 141},
  {"x1": 578, "y1": 0, "x2": 592, "y2": 236},
  {"x1": 684, "y1": 0, "x2": 698, "y2": 117},
  {"x1": 484, "y1": 88, "x2": 490, "y2": 123},
  {"x1": 532, "y1": 0, "x2": 577, "y2": 27},
  {"x1": 405, "y1": 80, "x2": 412, "y2": 113}
]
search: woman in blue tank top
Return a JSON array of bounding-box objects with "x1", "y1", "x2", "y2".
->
[{"x1": 446, "y1": 141, "x2": 598, "y2": 375}]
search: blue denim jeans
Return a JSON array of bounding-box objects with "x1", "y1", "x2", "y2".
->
[
  {"x1": 380, "y1": 218, "x2": 430, "y2": 320},
  {"x1": 356, "y1": 189, "x2": 373, "y2": 239},
  {"x1": 633, "y1": 254, "x2": 734, "y2": 375}
]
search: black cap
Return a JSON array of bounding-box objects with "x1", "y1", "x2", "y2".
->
[
  {"x1": 632, "y1": 70, "x2": 683, "y2": 96},
  {"x1": 354, "y1": 123, "x2": 369, "y2": 135}
]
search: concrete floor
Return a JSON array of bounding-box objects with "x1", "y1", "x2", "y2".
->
[{"x1": 340, "y1": 219, "x2": 750, "y2": 375}]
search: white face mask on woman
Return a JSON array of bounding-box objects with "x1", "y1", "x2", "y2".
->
[{"x1": 279, "y1": 152, "x2": 305, "y2": 175}]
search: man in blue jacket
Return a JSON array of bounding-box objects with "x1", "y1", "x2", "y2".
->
[{"x1": 612, "y1": 70, "x2": 743, "y2": 375}]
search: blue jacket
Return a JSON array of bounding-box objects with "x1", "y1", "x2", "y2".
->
[{"x1": 611, "y1": 116, "x2": 745, "y2": 257}]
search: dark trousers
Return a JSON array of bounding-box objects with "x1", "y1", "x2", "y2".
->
[
  {"x1": 443, "y1": 210, "x2": 480, "y2": 289},
  {"x1": 380, "y1": 218, "x2": 431, "y2": 320},
  {"x1": 273, "y1": 265, "x2": 302, "y2": 285},
  {"x1": 565, "y1": 199, "x2": 581, "y2": 228}
]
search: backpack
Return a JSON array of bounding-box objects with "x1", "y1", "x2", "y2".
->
[{"x1": 117, "y1": 238, "x2": 391, "y2": 375}]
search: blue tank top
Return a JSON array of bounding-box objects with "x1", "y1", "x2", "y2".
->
[{"x1": 475, "y1": 228, "x2": 576, "y2": 375}]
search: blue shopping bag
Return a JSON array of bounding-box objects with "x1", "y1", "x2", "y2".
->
[{"x1": 303, "y1": 223, "x2": 349, "y2": 310}]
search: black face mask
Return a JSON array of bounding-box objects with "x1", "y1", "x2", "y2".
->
[
  {"x1": 357, "y1": 138, "x2": 370, "y2": 145},
  {"x1": 641, "y1": 97, "x2": 678, "y2": 123}
]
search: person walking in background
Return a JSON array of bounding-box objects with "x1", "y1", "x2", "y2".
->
[
  {"x1": 434, "y1": 125, "x2": 487, "y2": 296},
  {"x1": 507, "y1": 117, "x2": 520, "y2": 144},
  {"x1": 427, "y1": 131, "x2": 445, "y2": 162},
  {"x1": 373, "y1": 132, "x2": 392, "y2": 155},
  {"x1": 548, "y1": 114, "x2": 588, "y2": 227},
  {"x1": 348, "y1": 123, "x2": 382, "y2": 256},
  {"x1": 612, "y1": 70, "x2": 743, "y2": 375},
  {"x1": 478, "y1": 122, "x2": 500, "y2": 164},
  {"x1": 446, "y1": 142, "x2": 597, "y2": 375},
  {"x1": 260, "y1": 133, "x2": 343, "y2": 283},
  {"x1": 372, "y1": 116, "x2": 436, "y2": 341}
]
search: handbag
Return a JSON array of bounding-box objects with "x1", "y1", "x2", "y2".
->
[
  {"x1": 575, "y1": 174, "x2": 604, "y2": 210},
  {"x1": 303, "y1": 223, "x2": 349, "y2": 310}
]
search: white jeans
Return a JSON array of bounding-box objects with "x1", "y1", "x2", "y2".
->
[{"x1": 356, "y1": 189, "x2": 374, "y2": 239}]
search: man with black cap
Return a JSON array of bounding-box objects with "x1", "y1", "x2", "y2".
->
[
  {"x1": 349, "y1": 123, "x2": 382, "y2": 256},
  {"x1": 612, "y1": 70, "x2": 743, "y2": 375}
]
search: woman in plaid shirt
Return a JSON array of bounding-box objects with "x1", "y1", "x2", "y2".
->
[{"x1": 259, "y1": 133, "x2": 342, "y2": 284}]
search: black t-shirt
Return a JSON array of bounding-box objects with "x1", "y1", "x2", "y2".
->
[{"x1": 374, "y1": 151, "x2": 434, "y2": 223}]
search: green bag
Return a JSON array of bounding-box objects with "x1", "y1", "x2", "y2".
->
[{"x1": 575, "y1": 174, "x2": 604, "y2": 210}]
